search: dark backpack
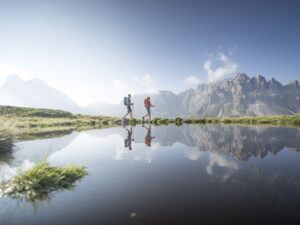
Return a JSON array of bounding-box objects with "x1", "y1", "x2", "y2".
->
[{"x1": 123, "y1": 97, "x2": 128, "y2": 106}]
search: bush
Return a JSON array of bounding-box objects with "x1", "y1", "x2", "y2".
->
[
  {"x1": 183, "y1": 119, "x2": 193, "y2": 124},
  {"x1": 159, "y1": 119, "x2": 169, "y2": 125},
  {"x1": 0, "y1": 162, "x2": 87, "y2": 203},
  {"x1": 175, "y1": 117, "x2": 183, "y2": 123}
]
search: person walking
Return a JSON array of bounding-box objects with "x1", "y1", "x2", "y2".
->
[
  {"x1": 123, "y1": 94, "x2": 134, "y2": 120},
  {"x1": 142, "y1": 97, "x2": 154, "y2": 120}
]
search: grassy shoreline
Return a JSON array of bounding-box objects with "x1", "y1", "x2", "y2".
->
[{"x1": 1, "y1": 105, "x2": 300, "y2": 140}]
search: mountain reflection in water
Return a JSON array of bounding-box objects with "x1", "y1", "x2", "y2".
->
[{"x1": 0, "y1": 125, "x2": 300, "y2": 225}]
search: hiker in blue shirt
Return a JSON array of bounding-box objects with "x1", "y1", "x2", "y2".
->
[{"x1": 123, "y1": 94, "x2": 134, "y2": 120}]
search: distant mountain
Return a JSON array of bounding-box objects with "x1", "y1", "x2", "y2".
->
[
  {"x1": 87, "y1": 73, "x2": 300, "y2": 117},
  {"x1": 0, "y1": 75, "x2": 82, "y2": 114},
  {"x1": 1, "y1": 73, "x2": 299, "y2": 117},
  {"x1": 187, "y1": 73, "x2": 300, "y2": 117}
]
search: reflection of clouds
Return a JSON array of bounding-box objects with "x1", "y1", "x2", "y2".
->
[
  {"x1": 114, "y1": 143, "x2": 156, "y2": 164},
  {"x1": 132, "y1": 151, "x2": 153, "y2": 163},
  {"x1": 150, "y1": 142, "x2": 160, "y2": 150},
  {"x1": 114, "y1": 143, "x2": 127, "y2": 161},
  {"x1": 138, "y1": 151, "x2": 153, "y2": 163},
  {"x1": 144, "y1": 151, "x2": 153, "y2": 163},
  {"x1": 0, "y1": 160, "x2": 34, "y2": 182},
  {"x1": 206, "y1": 153, "x2": 238, "y2": 181},
  {"x1": 184, "y1": 147, "x2": 205, "y2": 161},
  {"x1": 183, "y1": 146, "x2": 238, "y2": 180}
]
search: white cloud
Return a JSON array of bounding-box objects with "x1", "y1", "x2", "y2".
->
[
  {"x1": 183, "y1": 75, "x2": 203, "y2": 88},
  {"x1": 206, "y1": 153, "x2": 239, "y2": 181},
  {"x1": 182, "y1": 51, "x2": 238, "y2": 88},
  {"x1": 0, "y1": 63, "x2": 34, "y2": 85},
  {"x1": 204, "y1": 52, "x2": 238, "y2": 82},
  {"x1": 184, "y1": 147, "x2": 205, "y2": 161},
  {"x1": 131, "y1": 74, "x2": 157, "y2": 94}
]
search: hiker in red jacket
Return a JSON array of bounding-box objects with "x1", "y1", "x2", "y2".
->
[{"x1": 142, "y1": 97, "x2": 154, "y2": 120}]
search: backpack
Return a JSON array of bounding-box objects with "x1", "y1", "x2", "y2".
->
[
  {"x1": 123, "y1": 97, "x2": 128, "y2": 106},
  {"x1": 144, "y1": 98, "x2": 149, "y2": 108},
  {"x1": 145, "y1": 136, "x2": 150, "y2": 146}
]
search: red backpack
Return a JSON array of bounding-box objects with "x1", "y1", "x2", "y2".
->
[{"x1": 144, "y1": 98, "x2": 150, "y2": 108}]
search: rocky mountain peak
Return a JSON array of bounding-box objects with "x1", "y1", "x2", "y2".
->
[
  {"x1": 268, "y1": 78, "x2": 283, "y2": 88},
  {"x1": 287, "y1": 80, "x2": 299, "y2": 88},
  {"x1": 235, "y1": 73, "x2": 249, "y2": 82},
  {"x1": 249, "y1": 75, "x2": 267, "y2": 87},
  {"x1": 256, "y1": 75, "x2": 266, "y2": 83}
]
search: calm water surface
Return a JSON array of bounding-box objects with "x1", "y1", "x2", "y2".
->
[{"x1": 0, "y1": 125, "x2": 300, "y2": 225}]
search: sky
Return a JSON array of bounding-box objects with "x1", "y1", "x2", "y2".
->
[{"x1": 0, "y1": 0, "x2": 299, "y2": 105}]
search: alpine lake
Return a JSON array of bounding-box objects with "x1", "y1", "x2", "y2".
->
[{"x1": 0, "y1": 124, "x2": 300, "y2": 225}]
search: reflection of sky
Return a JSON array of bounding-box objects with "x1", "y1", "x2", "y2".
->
[
  {"x1": 13, "y1": 132, "x2": 79, "y2": 165},
  {"x1": 4, "y1": 128, "x2": 240, "y2": 181},
  {"x1": 1, "y1": 126, "x2": 300, "y2": 225},
  {"x1": 2, "y1": 125, "x2": 300, "y2": 183}
]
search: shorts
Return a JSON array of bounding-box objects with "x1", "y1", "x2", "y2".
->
[
  {"x1": 146, "y1": 107, "x2": 151, "y2": 115},
  {"x1": 127, "y1": 106, "x2": 132, "y2": 113}
]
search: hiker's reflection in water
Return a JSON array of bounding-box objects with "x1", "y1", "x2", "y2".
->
[
  {"x1": 143, "y1": 124, "x2": 155, "y2": 147},
  {"x1": 124, "y1": 126, "x2": 134, "y2": 150}
]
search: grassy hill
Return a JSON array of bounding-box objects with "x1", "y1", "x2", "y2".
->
[
  {"x1": 0, "y1": 105, "x2": 73, "y2": 118},
  {"x1": 0, "y1": 105, "x2": 117, "y2": 139}
]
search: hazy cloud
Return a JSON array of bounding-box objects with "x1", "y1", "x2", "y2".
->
[
  {"x1": 183, "y1": 75, "x2": 203, "y2": 88},
  {"x1": 131, "y1": 74, "x2": 157, "y2": 94},
  {"x1": 204, "y1": 52, "x2": 238, "y2": 82},
  {"x1": 111, "y1": 74, "x2": 157, "y2": 103}
]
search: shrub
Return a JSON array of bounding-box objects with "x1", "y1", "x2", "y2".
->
[
  {"x1": 0, "y1": 162, "x2": 87, "y2": 203},
  {"x1": 183, "y1": 119, "x2": 193, "y2": 124}
]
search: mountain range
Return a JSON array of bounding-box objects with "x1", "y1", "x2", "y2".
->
[
  {"x1": 0, "y1": 73, "x2": 299, "y2": 117},
  {"x1": 0, "y1": 75, "x2": 82, "y2": 113}
]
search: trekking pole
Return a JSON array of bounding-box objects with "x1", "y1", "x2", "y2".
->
[{"x1": 132, "y1": 103, "x2": 134, "y2": 119}]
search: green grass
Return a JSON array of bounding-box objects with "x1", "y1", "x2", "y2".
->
[
  {"x1": 0, "y1": 105, "x2": 73, "y2": 118},
  {"x1": 0, "y1": 105, "x2": 118, "y2": 139},
  {"x1": 0, "y1": 162, "x2": 87, "y2": 203},
  {"x1": 215, "y1": 114, "x2": 300, "y2": 127}
]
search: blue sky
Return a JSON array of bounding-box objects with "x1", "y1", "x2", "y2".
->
[{"x1": 0, "y1": 0, "x2": 299, "y2": 105}]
